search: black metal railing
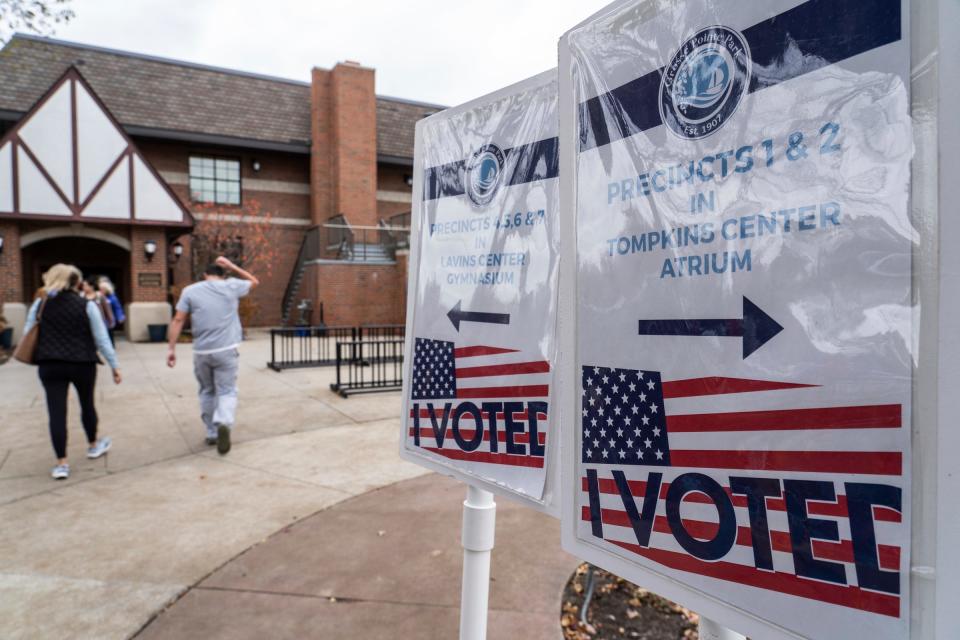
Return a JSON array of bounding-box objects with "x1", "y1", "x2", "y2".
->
[
  {"x1": 281, "y1": 226, "x2": 321, "y2": 325},
  {"x1": 268, "y1": 325, "x2": 357, "y2": 370},
  {"x1": 359, "y1": 324, "x2": 405, "y2": 340},
  {"x1": 387, "y1": 211, "x2": 410, "y2": 229},
  {"x1": 330, "y1": 340, "x2": 404, "y2": 397},
  {"x1": 268, "y1": 324, "x2": 407, "y2": 370},
  {"x1": 323, "y1": 221, "x2": 409, "y2": 262},
  {"x1": 379, "y1": 214, "x2": 411, "y2": 255},
  {"x1": 325, "y1": 214, "x2": 353, "y2": 257}
]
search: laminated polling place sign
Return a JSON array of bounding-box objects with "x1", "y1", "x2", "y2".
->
[
  {"x1": 400, "y1": 70, "x2": 561, "y2": 511},
  {"x1": 558, "y1": 0, "x2": 913, "y2": 638}
]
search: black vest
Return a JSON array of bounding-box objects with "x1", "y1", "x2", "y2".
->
[{"x1": 35, "y1": 291, "x2": 99, "y2": 364}]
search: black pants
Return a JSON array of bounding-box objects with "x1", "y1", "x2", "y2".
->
[{"x1": 38, "y1": 362, "x2": 98, "y2": 460}]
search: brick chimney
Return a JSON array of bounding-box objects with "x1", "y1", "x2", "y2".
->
[{"x1": 310, "y1": 61, "x2": 378, "y2": 228}]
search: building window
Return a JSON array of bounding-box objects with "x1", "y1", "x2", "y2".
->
[{"x1": 189, "y1": 156, "x2": 240, "y2": 205}]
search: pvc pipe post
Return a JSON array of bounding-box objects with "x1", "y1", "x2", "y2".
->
[
  {"x1": 698, "y1": 617, "x2": 747, "y2": 640},
  {"x1": 459, "y1": 485, "x2": 496, "y2": 640}
]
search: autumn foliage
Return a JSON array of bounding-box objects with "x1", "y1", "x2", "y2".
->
[{"x1": 188, "y1": 198, "x2": 279, "y2": 326}]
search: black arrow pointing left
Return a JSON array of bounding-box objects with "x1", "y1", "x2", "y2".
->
[{"x1": 447, "y1": 300, "x2": 510, "y2": 332}]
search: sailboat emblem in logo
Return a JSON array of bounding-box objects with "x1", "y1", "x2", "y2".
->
[
  {"x1": 465, "y1": 144, "x2": 505, "y2": 206},
  {"x1": 659, "y1": 26, "x2": 751, "y2": 140}
]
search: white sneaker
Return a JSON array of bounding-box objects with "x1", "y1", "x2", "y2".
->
[
  {"x1": 51, "y1": 464, "x2": 70, "y2": 480},
  {"x1": 87, "y1": 437, "x2": 112, "y2": 459}
]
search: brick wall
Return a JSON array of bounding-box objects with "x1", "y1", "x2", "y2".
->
[
  {"x1": 0, "y1": 222, "x2": 21, "y2": 306},
  {"x1": 377, "y1": 200, "x2": 411, "y2": 219},
  {"x1": 377, "y1": 164, "x2": 414, "y2": 191},
  {"x1": 311, "y1": 63, "x2": 378, "y2": 228},
  {"x1": 310, "y1": 68, "x2": 334, "y2": 226},
  {"x1": 308, "y1": 261, "x2": 404, "y2": 327},
  {"x1": 138, "y1": 139, "x2": 312, "y2": 223},
  {"x1": 129, "y1": 227, "x2": 167, "y2": 303},
  {"x1": 332, "y1": 63, "x2": 378, "y2": 227},
  {"x1": 247, "y1": 224, "x2": 302, "y2": 326},
  {"x1": 137, "y1": 138, "x2": 312, "y2": 326},
  {"x1": 167, "y1": 221, "x2": 303, "y2": 327},
  {"x1": 375, "y1": 163, "x2": 413, "y2": 221}
]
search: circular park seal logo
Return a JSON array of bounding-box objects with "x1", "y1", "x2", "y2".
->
[
  {"x1": 659, "y1": 25, "x2": 752, "y2": 140},
  {"x1": 465, "y1": 144, "x2": 505, "y2": 206}
]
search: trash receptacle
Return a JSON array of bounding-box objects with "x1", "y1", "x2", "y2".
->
[{"x1": 147, "y1": 324, "x2": 167, "y2": 343}]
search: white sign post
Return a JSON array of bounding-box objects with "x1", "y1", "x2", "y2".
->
[
  {"x1": 401, "y1": 70, "x2": 561, "y2": 638},
  {"x1": 559, "y1": 1, "x2": 919, "y2": 638}
]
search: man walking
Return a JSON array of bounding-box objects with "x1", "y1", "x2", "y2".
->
[{"x1": 167, "y1": 256, "x2": 258, "y2": 454}]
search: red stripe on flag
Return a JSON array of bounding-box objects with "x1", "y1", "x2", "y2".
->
[
  {"x1": 409, "y1": 427, "x2": 546, "y2": 446},
  {"x1": 606, "y1": 539, "x2": 900, "y2": 617},
  {"x1": 456, "y1": 385, "x2": 549, "y2": 399},
  {"x1": 421, "y1": 447, "x2": 544, "y2": 468},
  {"x1": 454, "y1": 345, "x2": 518, "y2": 358},
  {"x1": 456, "y1": 360, "x2": 550, "y2": 378},
  {"x1": 669, "y1": 450, "x2": 901, "y2": 475},
  {"x1": 581, "y1": 507, "x2": 900, "y2": 571},
  {"x1": 666, "y1": 404, "x2": 901, "y2": 433},
  {"x1": 581, "y1": 477, "x2": 902, "y2": 524},
  {"x1": 662, "y1": 377, "x2": 816, "y2": 398}
]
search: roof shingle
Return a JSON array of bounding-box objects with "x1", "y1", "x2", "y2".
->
[{"x1": 0, "y1": 35, "x2": 443, "y2": 158}]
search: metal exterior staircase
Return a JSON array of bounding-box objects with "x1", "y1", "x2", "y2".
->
[
  {"x1": 281, "y1": 226, "x2": 320, "y2": 326},
  {"x1": 280, "y1": 217, "x2": 411, "y2": 325}
]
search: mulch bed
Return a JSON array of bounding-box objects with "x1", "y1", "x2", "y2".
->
[{"x1": 561, "y1": 564, "x2": 699, "y2": 640}]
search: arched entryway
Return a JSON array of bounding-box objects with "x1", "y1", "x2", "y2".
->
[{"x1": 21, "y1": 235, "x2": 130, "y2": 303}]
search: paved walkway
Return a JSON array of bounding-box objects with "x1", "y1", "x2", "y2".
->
[
  {"x1": 139, "y1": 474, "x2": 574, "y2": 639},
  {"x1": 0, "y1": 332, "x2": 574, "y2": 639}
]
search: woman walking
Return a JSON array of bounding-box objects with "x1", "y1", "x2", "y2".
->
[
  {"x1": 82, "y1": 275, "x2": 115, "y2": 330},
  {"x1": 22, "y1": 264, "x2": 122, "y2": 480},
  {"x1": 98, "y1": 277, "x2": 125, "y2": 340}
]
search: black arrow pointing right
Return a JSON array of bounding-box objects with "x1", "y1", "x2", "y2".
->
[{"x1": 637, "y1": 296, "x2": 783, "y2": 359}]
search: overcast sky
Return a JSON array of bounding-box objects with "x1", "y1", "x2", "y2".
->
[{"x1": 39, "y1": 0, "x2": 601, "y2": 106}]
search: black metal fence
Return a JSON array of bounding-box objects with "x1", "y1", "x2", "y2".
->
[
  {"x1": 268, "y1": 324, "x2": 407, "y2": 371},
  {"x1": 358, "y1": 324, "x2": 405, "y2": 340},
  {"x1": 330, "y1": 340, "x2": 404, "y2": 397},
  {"x1": 268, "y1": 326, "x2": 355, "y2": 370}
]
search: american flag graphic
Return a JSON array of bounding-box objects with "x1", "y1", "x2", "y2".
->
[
  {"x1": 580, "y1": 365, "x2": 904, "y2": 618},
  {"x1": 409, "y1": 337, "x2": 550, "y2": 468}
]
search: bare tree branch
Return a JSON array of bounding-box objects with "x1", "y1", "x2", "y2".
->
[{"x1": 0, "y1": 0, "x2": 74, "y2": 45}]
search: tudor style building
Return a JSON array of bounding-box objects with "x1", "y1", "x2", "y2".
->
[{"x1": 0, "y1": 35, "x2": 441, "y2": 341}]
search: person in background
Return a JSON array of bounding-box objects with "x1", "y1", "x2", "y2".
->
[
  {"x1": 82, "y1": 275, "x2": 114, "y2": 330},
  {"x1": 98, "y1": 277, "x2": 125, "y2": 341},
  {"x1": 23, "y1": 264, "x2": 122, "y2": 480},
  {"x1": 166, "y1": 256, "x2": 258, "y2": 454}
]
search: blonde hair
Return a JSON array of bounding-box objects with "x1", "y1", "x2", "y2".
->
[
  {"x1": 42, "y1": 264, "x2": 82, "y2": 294},
  {"x1": 98, "y1": 278, "x2": 115, "y2": 296}
]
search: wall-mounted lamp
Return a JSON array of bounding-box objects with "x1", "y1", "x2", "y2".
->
[
  {"x1": 404, "y1": 174, "x2": 414, "y2": 187},
  {"x1": 172, "y1": 241, "x2": 184, "y2": 262},
  {"x1": 144, "y1": 239, "x2": 158, "y2": 261},
  {"x1": 0, "y1": 234, "x2": 4, "y2": 255},
  {"x1": 252, "y1": 159, "x2": 261, "y2": 172}
]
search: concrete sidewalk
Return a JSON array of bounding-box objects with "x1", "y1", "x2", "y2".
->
[
  {"x1": 0, "y1": 332, "x2": 573, "y2": 639},
  {"x1": 138, "y1": 474, "x2": 576, "y2": 639},
  {"x1": 0, "y1": 333, "x2": 424, "y2": 639}
]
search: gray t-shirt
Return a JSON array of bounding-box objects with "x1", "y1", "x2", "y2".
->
[{"x1": 176, "y1": 278, "x2": 252, "y2": 353}]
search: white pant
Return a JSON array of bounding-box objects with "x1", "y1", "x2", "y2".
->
[{"x1": 193, "y1": 349, "x2": 239, "y2": 436}]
